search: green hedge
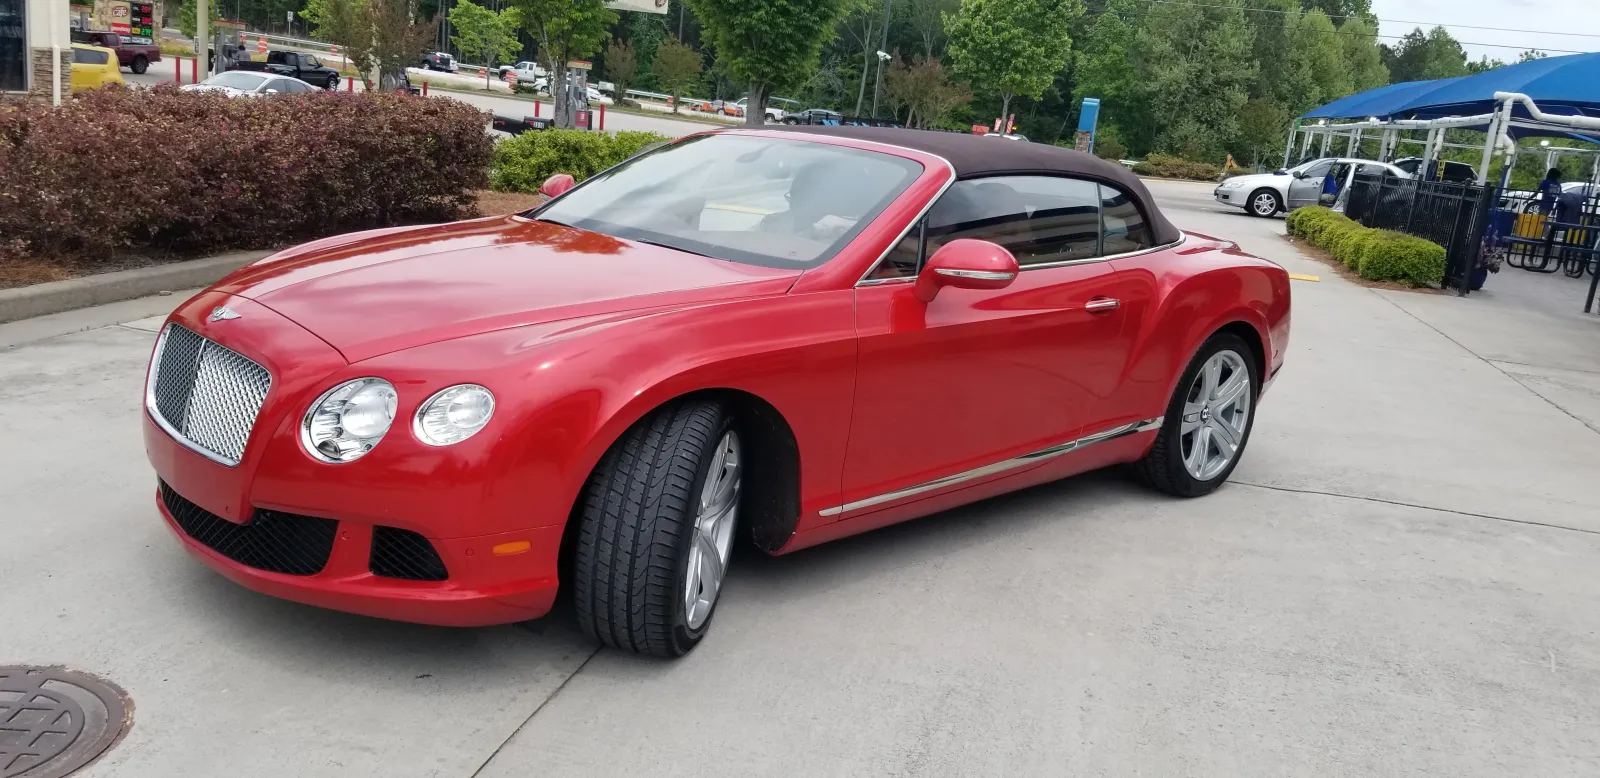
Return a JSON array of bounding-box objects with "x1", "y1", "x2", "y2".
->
[
  {"x1": 1286, "y1": 206, "x2": 1446, "y2": 287},
  {"x1": 491, "y1": 129, "x2": 670, "y2": 192},
  {"x1": 1130, "y1": 153, "x2": 1223, "y2": 181}
]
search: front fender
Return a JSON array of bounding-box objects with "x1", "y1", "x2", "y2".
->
[{"x1": 354, "y1": 289, "x2": 859, "y2": 541}]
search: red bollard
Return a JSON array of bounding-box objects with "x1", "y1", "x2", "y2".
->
[
  {"x1": 346, "y1": 77, "x2": 353, "y2": 92},
  {"x1": 175, "y1": 57, "x2": 181, "y2": 83},
  {"x1": 190, "y1": 58, "x2": 198, "y2": 84},
  {"x1": 533, "y1": 100, "x2": 540, "y2": 118},
  {"x1": 599, "y1": 103, "x2": 606, "y2": 131},
  {"x1": 422, "y1": 81, "x2": 428, "y2": 96}
]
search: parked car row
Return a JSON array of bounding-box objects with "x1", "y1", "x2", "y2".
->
[{"x1": 228, "y1": 50, "x2": 341, "y2": 90}]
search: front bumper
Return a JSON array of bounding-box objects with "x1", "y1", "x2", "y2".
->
[
  {"x1": 1214, "y1": 187, "x2": 1240, "y2": 204},
  {"x1": 143, "y1": 290, "x2": 565, "y2": 627},
  {"x1": 154, "y1": 481, "x2": 561, "y2": 626}
]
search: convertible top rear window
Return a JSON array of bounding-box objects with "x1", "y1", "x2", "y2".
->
[{"x1": 534, "y1": 134, "x2": 924, "y2": 270}]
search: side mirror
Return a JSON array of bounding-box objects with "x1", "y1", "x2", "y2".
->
[
  {"x1": 914, "y1": 239, "x2": 1019, "y2": 302},
  {"x1": 1292, "y1": 170, "x2": 1306, "y2": 179},
  {"x1": 265, "y1": 88, "x2": 279, "y2": 94},
  {"x1": 540, "y1": 174, "x2": 576, "y2": 198}
]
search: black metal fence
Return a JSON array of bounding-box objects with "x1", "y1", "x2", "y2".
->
[{"x1": 1346, "y1": 173, "x2": 1490, "y2": 293}]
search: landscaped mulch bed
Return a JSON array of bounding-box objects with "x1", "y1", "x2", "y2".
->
[
  {"x1": 1283, "y1": 234, "x2": 1447, "y2": 294},
  {"x1": 0, "y1": 191, "x2": 546, "y2": 291}
]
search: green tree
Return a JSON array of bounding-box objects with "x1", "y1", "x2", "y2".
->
[
  {"x1": 1518, "y1": 49, "x2": 1548, "y2": 63},
  {"x1": 1339, "y1": 16, "x2": 1389, "y2": 92},
  {"x1": 946, "y1": 0, "x2": 1083, "y2": 122},
  {"x1": 884, "y1": 56, "x2": 969, "y2": 127},
  {"x1": 1243, "y1": 0, "x2": 1298, "y2": 104},
  {"x1": 1296, "y1": 10, "x2": 1351, "y2": 108},
  {"x1": 306, "y1": 0, "x2": 372, "y2": 73},
  {"x1": 688, "y1": 0, "x2": 856, "y2": 125},
  {"x1": 449, "y1": 0, "x2": 522, "y2": 89},
  {"x1": 1297, "y1": 0, "x2": 1370, "y2": 18},
  {"x1": 519, "y1": 0, "x2": 616, "y2": 128},
  {"x1": 1135, "y1": 0, "x2": 1255, "y2": 160},
  {"x1": 652, "y1": 38, "x2": 703, "y2": 113},
  {"x1": 368, "y1": 0, "x2": 435, "y2": 88},
  {"x1": 604, "y1": 39, "x2": 638, "y2": 106},
  {"x1": 178, "y1": 0, "x2": 222, "y2": 40},
  {"x1": 1383, "y1": 26, "x2": 1468, "y2": 82},
  {"x1": 1073, "y1": 0, "x2": 1147, "y2": 152},
  {"x1": 907, "y1": 0, "x2": 957, "y2": 58},
  {"x1": 1235, "y1": 97, "x2": 1289, "y2": 169}
]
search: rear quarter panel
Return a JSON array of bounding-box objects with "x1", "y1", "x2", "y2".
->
[{"x1": 1099, "y1": 235, "x2": 1291, "y2": 429}]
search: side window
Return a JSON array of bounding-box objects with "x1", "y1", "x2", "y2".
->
[
  {"x1": 926, "y1": 176, "x2": 1101, "y2": 267},
  {"x1": 73, "y1": 48, "x2": 108, "y2": 65},
  {"x1": 304, "y1": 56, "x2": 321, "y2": 68},
  {"x1": 1100, "y1": 184, "x2": 1152, "y2": 255}
]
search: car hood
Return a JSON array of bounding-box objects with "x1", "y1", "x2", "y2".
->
[
  {"x1": 1220, "y1": 173, "x2": 1286, "y2": 188},
  {"x1": 213, "y1": 216, "x2": 802, "y2": 363}
]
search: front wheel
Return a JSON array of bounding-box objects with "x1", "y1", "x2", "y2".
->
[
  {"x1": 782, "y1": 116, "x2": 800, "y2": 125},
  {"x1": 1136, "y1": 333, "x2": 1258, "y2": 497},
  {"x1": 131, "y1": 55, "x2": 149, "y2": 74},
  {"x1": 572, "y1": 400, "x2": 742, "y2": 657},
  {"x1": 325, "y1": 75, "x2": 339, "y2": 91},
  {"x1": 1248, "y1": 189, "x2": 1282, "y2": 217}
]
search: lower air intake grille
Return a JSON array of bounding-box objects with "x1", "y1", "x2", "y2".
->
[
  {"x1": 370, "y1": 527, "x2": 449, "y2": 581},
  {"x1": 160, "y1": 482, "x2": 337, "y2": 576}
]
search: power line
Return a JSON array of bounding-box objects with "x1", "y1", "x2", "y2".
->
[
  {"x1": 1102, "y1": 1, "x2": 1595, "y2": 55},
  {"x1": 1128, "y1": 0, "x2": 1600, "y2": 42}
]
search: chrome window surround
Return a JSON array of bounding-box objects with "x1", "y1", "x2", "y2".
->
[{"x1": 819, "y1": 416, "x2": 1163, "y2": 517}]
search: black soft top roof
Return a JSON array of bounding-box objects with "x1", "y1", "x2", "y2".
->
[{"x1": 772, "y1": 125, "x2": 1181, "y2": 246}]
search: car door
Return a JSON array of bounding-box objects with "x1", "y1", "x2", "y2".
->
[
  {"x1": 839, "y1": 175, "x2": 1136, "y2": 516},
  {"x1": 1286, "y1": 159, "x2": 1334, "y2": 209}
]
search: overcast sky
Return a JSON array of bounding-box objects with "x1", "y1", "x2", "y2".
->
[{"x1": 1370, "y1": 0, "x2": 1600, "y2": 62}]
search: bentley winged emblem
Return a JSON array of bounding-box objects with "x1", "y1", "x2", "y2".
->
[{"x1": 209, "y1": 306, "x2": 242, "y2": 322}]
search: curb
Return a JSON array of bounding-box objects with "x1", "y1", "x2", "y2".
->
[{"x1": 0, "y1": 250, "x2": 272, "y2": 325}]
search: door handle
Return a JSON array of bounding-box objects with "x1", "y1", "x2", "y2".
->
[{"x1": 1085, "y1": 297, "x2": 1121, "y2": 313}]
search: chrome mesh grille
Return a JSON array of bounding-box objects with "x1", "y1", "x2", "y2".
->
[{"x1": 147, "y1": 324, "x2": 272, "y2": 466}]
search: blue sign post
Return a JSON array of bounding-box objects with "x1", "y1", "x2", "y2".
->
[{"x1": 1076, "y1": 98, "x2": 1101, "y2": 154}]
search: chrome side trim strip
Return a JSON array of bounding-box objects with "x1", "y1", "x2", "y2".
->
[
  {"x1": 819, "y1": 416, "x2": 1163, "y2": 517},
  {"x1": 935, "y1": 268, "x2": 1016, "y2": 281},
  {"x1": 854, "y1": 170, "x2": 958, "y2": 286}
]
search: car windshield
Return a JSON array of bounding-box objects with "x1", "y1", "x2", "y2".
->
[
  {"x1": 204, "y1": 72, "x2": 269, "y2": 90},
  {"x1": 534, "y1": 134, "x2": 924, "y2": 269}
]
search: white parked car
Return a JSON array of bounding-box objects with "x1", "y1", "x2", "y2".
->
[
  {"x1": 732, "y1": 97, "x2": 784, "y2": 121},
  {"x1": 181, "y1": 71, "x2": 319, "y2": 97},
  {"x1": 1213, "y1": 157, "x2": 1411, "y2": 217}
]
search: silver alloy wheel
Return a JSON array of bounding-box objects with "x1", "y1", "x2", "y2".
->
[
  {"x1": 684, "y1": 430, "x2": 741, "y2": 630},
  {"x1": 1180, "y1": 350, "x2": 1251, "y2": 481},
  {"x1": 1252, "y1": 192, "x2": 1278, "y2": 216}
]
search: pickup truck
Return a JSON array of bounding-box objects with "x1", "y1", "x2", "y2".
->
[
  {"x1": 70, "y1": 30, "x2": 160, "y2": 74},
  {"x1": 230, "y1": 50, "x2": 340, "y2": 90}
]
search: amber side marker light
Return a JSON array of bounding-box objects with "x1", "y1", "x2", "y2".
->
[{"x1": 493, "y1": 541, "x2": 532, "y2": 556}]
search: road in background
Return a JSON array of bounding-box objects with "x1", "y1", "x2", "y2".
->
[
  {"x1": 121, "y1": 66, "x2": 717, "y2": 138},
  {"x1": 4, "y1": 181, "x2": 1598, "y2": 776}
]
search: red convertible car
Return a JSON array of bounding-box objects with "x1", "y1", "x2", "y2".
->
[{"x1": 144, "y1": 127, "x2": 1290, "y2": 657}]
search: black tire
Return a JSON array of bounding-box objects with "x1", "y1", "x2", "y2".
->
[
  {"x1": 572, "y1": 400, "x2": 738, "y2": 658},
  {"x1": 1247, "y1": 188, "x2": 1282, "y2": 217},
  {"x1": 131, "y1": 55, "x2": 149, "y2": 75},
  {"x1": 783, "y1": 116, "x2": 800, "y2": 125},
  {"x1": 325, "y1": 75, "x2": 339, "y2": 91},
  {"x1": 1136, "y1": 333, "x2": 1259, "y2": 498}
]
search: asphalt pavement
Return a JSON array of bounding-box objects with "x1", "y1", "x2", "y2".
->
[{"x1": 3, "y1": 179, "x2": 1599, "y2": 776}]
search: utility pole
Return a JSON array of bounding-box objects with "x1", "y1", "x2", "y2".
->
[
  {"x1": 678, "y1": 1, "x2": 684, "y2": 40},
  {"x1": 196, "y1": 0, "x2": 209, "y2": 79},
  {"x1": 870, "y1": 0, "x2": 892, "y2": 118}
]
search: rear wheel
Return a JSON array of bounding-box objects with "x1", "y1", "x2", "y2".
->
[
  {"x1": 131, "y1": 55, "x2": 148, "y2": 74},
  {"x1": 1248, "y1": 189, "x2": 1281, "y2": 217},
  {"x1": 572, "y1": 400, "x2": 742, "y2": 657},
  {"x1": 1136, "y1": 333, "x2": 1258, "y2": 497}
]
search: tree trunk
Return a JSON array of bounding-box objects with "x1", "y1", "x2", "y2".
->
[
  {"x1": 552, "y1": 61, "x2": 572, "y2": 128},
  {"x1": 853, "y1": 19, "x2": 873, "y2": 116},
  {"x1": 999, "y1": 93, "x2": 1012, "y2": 129},
  {"x1": 745, "y1": 80, "x2": 767, "y2": 126},
  {"x1": 484, "y1": 56, "x2": 492, "y2": 90}
]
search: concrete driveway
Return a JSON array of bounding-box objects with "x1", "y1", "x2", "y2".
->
[{"x1": 3, "y1": 180, "x2": 1598, "y2": 777}]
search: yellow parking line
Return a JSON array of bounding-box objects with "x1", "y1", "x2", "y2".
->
[{"x1": 1289, "y1": 273, "x2": 1320, "y2": 282}]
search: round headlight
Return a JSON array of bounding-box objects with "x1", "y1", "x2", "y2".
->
[
  {"x1": 413, "y1": 384, "x2": 495, "y2": 446},
  {"x1": 301, "y1": 378, "x2": 398, "y2": 463}
]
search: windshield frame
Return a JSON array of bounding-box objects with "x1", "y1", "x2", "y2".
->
[{"x1": 527, "y1": 132, "x2": 928, "y2": 271}]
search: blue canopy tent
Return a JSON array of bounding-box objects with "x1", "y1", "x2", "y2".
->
[{"x1": 1289, "y1": 53, "x2": 1600, "y2": 179}]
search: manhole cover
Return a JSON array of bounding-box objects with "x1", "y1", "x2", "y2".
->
[{"x1": 0, "y1": 667, "x2": 131, "y2": 778}]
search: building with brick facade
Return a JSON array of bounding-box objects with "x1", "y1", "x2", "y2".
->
[{"x1": 2, "y1": 0, "x2": 71, "y2": 102}]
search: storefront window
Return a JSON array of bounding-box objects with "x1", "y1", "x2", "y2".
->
[{"x1": 0, "y1": 0, "x2": 24, "y2": 92}]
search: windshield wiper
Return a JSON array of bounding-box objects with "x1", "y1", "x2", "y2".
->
[{"x1": 629, "y1": 238, "x2": 716, "y2": 259}]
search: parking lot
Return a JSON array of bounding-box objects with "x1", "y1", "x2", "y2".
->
[{"x1": 3, "y1": 180, "x2": 1598, "y2": 776}]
